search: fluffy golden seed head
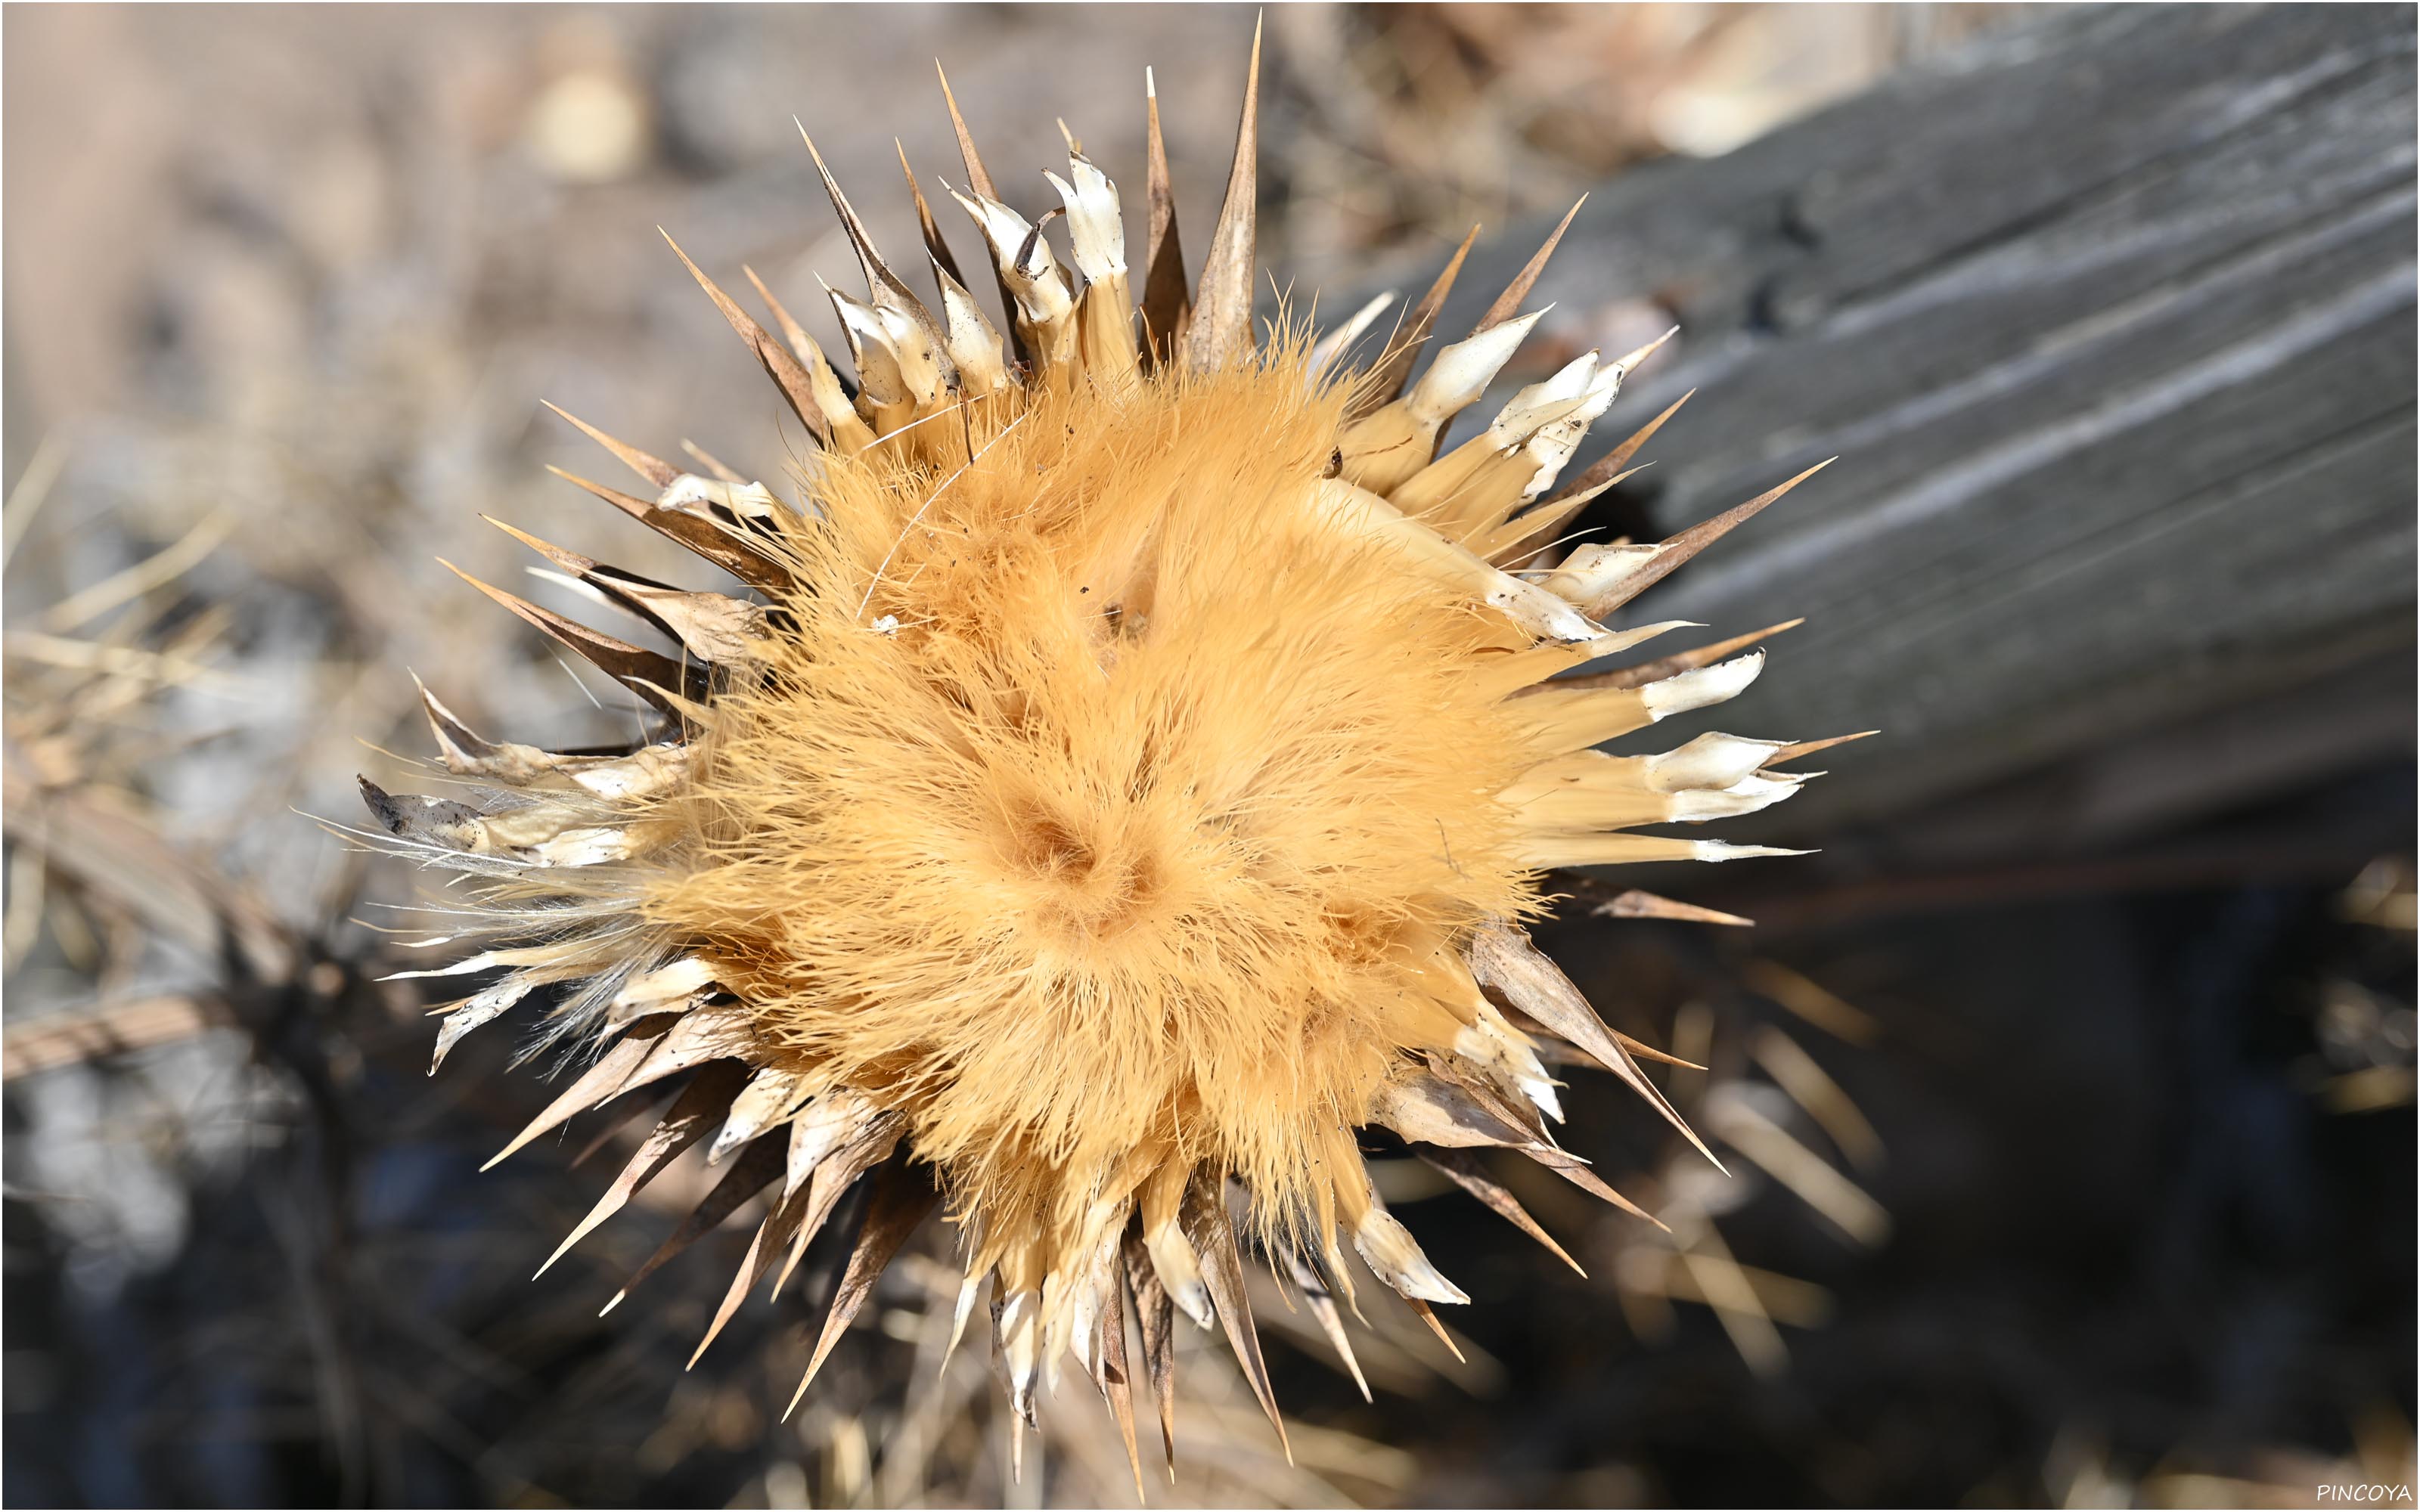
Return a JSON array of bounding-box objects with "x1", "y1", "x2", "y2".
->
[
  {"x1": 358, "y1": 29, "x2": 1842, "y2": 1454},
  {"x1": 649, "y1": 357, "x2": 1544, "y2": 1261}
]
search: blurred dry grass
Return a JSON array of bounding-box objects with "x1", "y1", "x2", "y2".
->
[{"x1": 3, "y1": 5, "x2": 2408, "y2": 1508}]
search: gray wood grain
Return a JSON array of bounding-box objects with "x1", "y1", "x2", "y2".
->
[{"x1": 1386, "y1": 3, "x2": 2417, "y2": 842}]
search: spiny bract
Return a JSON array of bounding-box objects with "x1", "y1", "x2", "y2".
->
[{"x1": 354, "y1": 27, "x2": 1849, "y2": 1485}]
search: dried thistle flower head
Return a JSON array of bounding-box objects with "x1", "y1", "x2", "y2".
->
[{"x1": 351, "y1": 26, "x2": 1851, "y2": 1481}]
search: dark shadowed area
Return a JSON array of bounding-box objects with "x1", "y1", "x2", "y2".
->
[{"x1": 4, "y1": 4, "x2": 2411, "y2": 1507}]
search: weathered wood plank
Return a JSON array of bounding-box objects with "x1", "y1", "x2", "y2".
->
[{"x1": 1383, "y1": 3, "x2": 2416, "y2": 840}]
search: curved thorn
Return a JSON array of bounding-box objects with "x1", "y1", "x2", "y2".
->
[
  {"x1": 788, "y1": 1167, "x2": 938, "y2": 1414},
  {"x1": 543, "y1": 465, "x2": 791, "y2": 592},
  {"x1": 1416, "y1": 1147, "x2": 1586, "y2": 1276},
  {"x1": 1583, "y1": 459, "x2": 1835, "y2": 620},
  {"x1": 1179, "y1": 1175, "x2": 1290, "y2": 1462},
  {"x1": 1178, "y1": 16, "x2": 1262, "y2": 373},
  {"x1": 1473, "y1": 195, "x2": 1585, "y2": 336},
  {"x1": 1768, "y1": 730, "x2": 1880, "y2": 766},
  {"x1": 438, "y1": 559, "x2": 692, "y2": 716},
  {"x1": 660, "y1": 229, "x2": 828, "y2": 445},
  {"x1": 1592, "y1": 889, "x2": 1756, "y2": 930},
  {"x1": 896, "y1": 138, "x2": 966, "y2": 287},
  {"x1": 1140, "y1": 65, "x2": 1190, "y2": 364},
  {"x1": 540, "y1": 401, "x2": 678, "y2": 488},
  {"x1": 1361, "y1": 223, "x2": 1479, "y2": 407},
  {"x1": 934, "y1": 60, "x2": 999, "y2": 201},
  {"x1": 1558, "y1": 618, "x2": 1806, "y2": 694}
]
